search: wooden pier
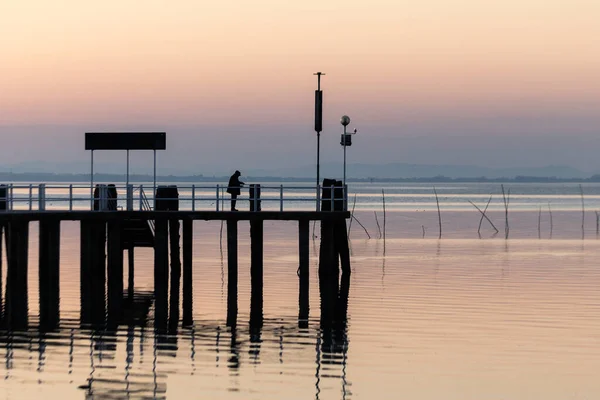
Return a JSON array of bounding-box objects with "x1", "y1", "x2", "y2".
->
[
  {"x1": 0, "y1": 133, "x2": 351, "y2": 331},
  {"x1": 0, "y1": 207, "x2": 350, "y2": 331}
]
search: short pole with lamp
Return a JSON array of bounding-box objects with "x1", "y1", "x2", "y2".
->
[{"x1": 340, "y1": 115, "x2": 357, "y2": 211}]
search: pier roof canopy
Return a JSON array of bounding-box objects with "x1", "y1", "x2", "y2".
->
[{"x1": 85, "y1": 132, "x2": 166, "y2": 151}]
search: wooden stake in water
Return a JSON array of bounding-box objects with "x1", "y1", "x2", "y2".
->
[
  {"x1": 382, "y1": 189, "x2": 386, "y2": 254},
  {"x1": 469, "y1": 197, "x2": 498, "y2": 235},
  {"x1": 548, "y1": 202, "x2": 553, "y2": 239},
  {"x1": 538, "y1": 206, "x2": 542, "y2": 239},
  {"x1": 348, "y1": 194, "x2": 357, "y2": 238},
  {"x1": 433, "y1": 187, "x2": 442, "y2": 239},
  {"x1": 579, "y1": 184, "x2": 585, "y2": 240},
  {"x1": 501, "y1": 184, "x2": 510, "y2": 239},
  {"x1": 374, "y1": 211, "x2": 382, "y2": 239}
]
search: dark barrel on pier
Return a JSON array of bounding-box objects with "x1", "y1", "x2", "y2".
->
[{"x1": 249, "y1": 184, "x2": 261, "y2": 212}]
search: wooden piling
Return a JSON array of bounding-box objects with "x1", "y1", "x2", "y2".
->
[
  {"x1": 127, "y1": 246, "x2": 134, "y2": 300},
  {"x1": 39, "y1": 219, "x2": 60, "y2": 329},
  {"x1": 0, "y1": 224, "x2": 3, "y2": 322},
  {"x1": 318, "y1": 220, "x2": 337, "y2": 328},
  {"x1": 182, "y1": 218, "x2": 193, "y2": 326},
  {"x1": 80, "y1": 220, "x2": 106, "y2": 326},
  {"x1": 154, "y1": 218, "x2": 169, "y2": 331},
  {"x1": 5, "y1": 221, "x2": 29, "y2": 329},
  {"x1": 91, "y1": 222, "x2": 106, "y2": 325},
  {"x1": 169, "y1": 218, "x2": 181, "y2": 331},
  {"x1": 107, "y1": 220, "x2": 123, "y2": 323},
  {"x1": 298, "y1": 219, "x2": 310, "y2": 325},
  {"x1": 226, "y1": 220, "x2": 238, "y2": 327},
  {"x1": 250, "y1": 220, "x2": 263, "y2": 328},
  {"x1": 80, "y1": 221, "x2": 92, "y2": 324}
]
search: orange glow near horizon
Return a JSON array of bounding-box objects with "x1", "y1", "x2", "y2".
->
[{"x1": 1, "y1": 0, "x2": 599, "y2": 125}]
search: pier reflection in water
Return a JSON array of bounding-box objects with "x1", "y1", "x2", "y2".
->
[
  {"x1": 0, "y1": 282, "x2": 350, "y2": 400},
  {"x1": 0, "y1": 219, "x2": 351, "y2": 400}
]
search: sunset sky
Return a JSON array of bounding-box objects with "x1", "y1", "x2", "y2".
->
[{"x1": 1, "y1": 0, "x2": 599, "y2": 174}]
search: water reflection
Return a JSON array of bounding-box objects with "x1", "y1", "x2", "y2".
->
[{"x1": 0, "y1": 275, "x2": 352, "y2": 399}]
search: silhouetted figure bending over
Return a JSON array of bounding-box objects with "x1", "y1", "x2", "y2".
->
[{"x1": 227, "y1": 170, "x2": 244, "y2": 211}]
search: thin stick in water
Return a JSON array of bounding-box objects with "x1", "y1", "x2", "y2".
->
[
  {"x1": 476, "y1": 195, "x2": 495, "y2": 235},
  {"x1": 351, "y1": 215, "x2": 371, "y2": 239},
  {"x1": 219, "y1": 220, "x2": 224, "y2": 252},
  {"x1": 374, "y1": 211, "x2": 382, "y2": 239},
  {"x1": 422, "y1": 225, "x2": 425, "y2": 238},
  {"x1": 538, "y1": 206, "x2": 541, "y2": 239},
  {"x1": 580, "y1": 184, "x2": 585, "y2": 240},
  {"x1": 548, "y1": 202, "x2": 553, "y2": 239},
  {"x1": 433, "y1": 187, "x2": 442, "y2": 239},
  {"x1": 596, "y1": 210, "x2": 599, "y2": 237},
  {"x1": 348, "y1": 194, "x2": 357, "y2": 238},
  {"x1": 501, "y1": 184, "x2": 510, "y2": 239},
  {"x1": 468, "y1": 200, "x2": 499, "y2": 233},
  {"x1": 382, "y1": 189, "x2": 386, "y2": 254}
]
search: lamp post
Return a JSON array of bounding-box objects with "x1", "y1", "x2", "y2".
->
[
  {"x1": 340, "y1": 115, "x2": 357, "y2": 186},
  {"x1": 340, "y1": 115, "x2": 357, "y2": 211}
]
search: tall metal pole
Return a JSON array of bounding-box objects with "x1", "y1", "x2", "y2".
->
[
  {"x1": 126, "y1": 149, "x2": 130, "y2": 187},
  {"x1": 153, "y1": 149, "x2": 157, "y2": 209},
  {"x1": 314, "y1": 72, "x2": 325, "y2": 211},
  {"x1": 343, "y1": 124, "x2": 347, "y2": 187},
  {"x1": 90, "y1": 150, "x2": 94, "y2": 210}
]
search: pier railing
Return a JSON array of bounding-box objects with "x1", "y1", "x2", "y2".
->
[{"x1": 0, "y1": 183, "x2": 348, "y2": 212}]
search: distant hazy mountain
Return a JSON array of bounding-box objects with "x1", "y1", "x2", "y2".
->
[
  {"x1": 0, "y1": 160, "x2": 589, "y2": 179},
  {"x1": 246, "y1": 163, "x2": 588, "y2": 179}
]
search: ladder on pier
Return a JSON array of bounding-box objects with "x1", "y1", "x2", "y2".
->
[{"x1": 121, "y1": 188, "x2": 155, "y2": 248}]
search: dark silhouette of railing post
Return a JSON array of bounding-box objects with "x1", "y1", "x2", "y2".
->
[{"x1": 39, "y1": 219, "x2": 60, "y2": 330}]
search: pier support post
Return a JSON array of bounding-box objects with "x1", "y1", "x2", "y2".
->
[
  {"x1": 39, "y1": 219, "x2": 60, "y2": 330},
  {"x1": 80, "y1": 220, "x2": 106, "y2": 326},
  {"x1": 226, "y1": 220, "x2": 238, "y2": 327},
  {"x1": 250, "y1": 219, "x2": 263, "y2": 328},
  {"x1": 127, "y1": 246, "x2": 134, "y2": 300},
  {"x1": 298, "y1": 219, "x2": 310, "y2": 325},
  {"x1": 107, "y1": 220, "x2": 123, "y2": 323},
  {"x1": 5, "y1": 221, "x2": 29, "y2": 329},
  {"x1": 168, "y1": 218, "x2": 181, "y2": 332},
  {"x1": 0, "y1": 224, "x2": 3, "y2": 322},
  {"x1": 154, "y1": 218, "x2": 169, "y2": 331},
  {"x1": 182, "y1": 218, "x2": 193, "y2": 326}
]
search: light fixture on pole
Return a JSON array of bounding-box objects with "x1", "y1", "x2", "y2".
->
[{"x1": 340, "y1": 115, "x2": 357, "y2": 187}]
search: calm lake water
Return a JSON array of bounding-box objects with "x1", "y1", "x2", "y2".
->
[{"x1": 1, "y1": 182, "x2": 600, "y2": 399}]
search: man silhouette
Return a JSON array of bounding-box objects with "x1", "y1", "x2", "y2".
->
[{"x1": 226, "y1": 170, "x2": 244, "y2": 211}]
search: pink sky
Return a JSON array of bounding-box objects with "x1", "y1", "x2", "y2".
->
[{"x1": 1, "y1": 0, "x2": 599, "y2": 172}]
